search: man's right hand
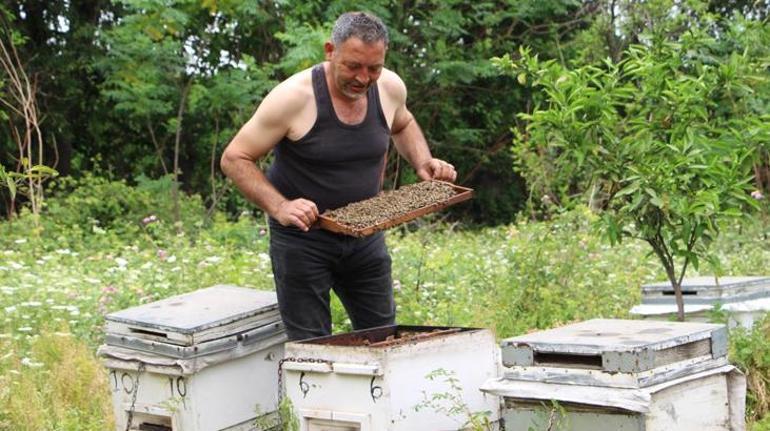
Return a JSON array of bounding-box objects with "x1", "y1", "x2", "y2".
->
[{"x1": 274, "y1": 198, "x2": 319, "y2": 232}]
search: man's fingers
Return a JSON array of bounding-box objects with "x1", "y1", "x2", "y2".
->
[
  {"x1": 430, "y1": 159, "x2": 456, "y2": 182},
  {"x1": 277, "y1": 198, "x2": 319, "y2": 231}
]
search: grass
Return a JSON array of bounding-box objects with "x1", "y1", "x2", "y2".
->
[{"x1": 1, "y1": 178, "x2": 769, "y2": 430}]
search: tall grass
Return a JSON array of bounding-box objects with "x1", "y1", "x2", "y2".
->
[{"x1": 0, "y1": 328, "x2": 113, "y2": 430}]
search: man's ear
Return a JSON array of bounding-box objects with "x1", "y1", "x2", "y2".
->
[{"x1": 324, "y1": 41, "x2": 334, "y2": 61}]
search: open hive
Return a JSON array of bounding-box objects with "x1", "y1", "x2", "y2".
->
[
  {"x1": 318, "y1": 180, "x2": 473, "y2": 237},
  {"x1": 282, "y1": 325, "x2": 501, "y2": 430}
]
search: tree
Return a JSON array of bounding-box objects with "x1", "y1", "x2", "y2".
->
[
  {"x1": 495, "y1": 11, "x2": 766, "y2": 319},
  {"x1": 98, "y1": 0, "x2": 278, "y2": 221}
]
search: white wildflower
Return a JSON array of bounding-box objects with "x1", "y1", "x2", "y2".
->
[
  {"x1": 56, "y1": 248, "x2": 72, "y2": 255},
  {"x1": 20, "y1": 357, "x2": 44, "y2": 368},
  {"x1": 115, "y1": 257, "x2": 128, "y2": 268},
  {"x1": 17, "y1": 327, "x2": 32, "y2": 332},
  {"x1": 4, "y1": 306, "x2": 16, "y2": 313},
  {"x1": 393, "y1": 280, "x2": 402, "y2": 291}
]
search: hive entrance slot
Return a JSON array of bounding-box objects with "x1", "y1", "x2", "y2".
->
[
  {"x1": 129, "y1": 327, "x2": 169, "y2": 338},
  {"x1": 533, "y1": 352, "x2": 603, "y2": 369},
  {"x1": 137, "y1": 424, "x2": 172, "y2": 431},
  {"x1": 662, "y1": 290, "x2": 698, "y2": 295}
]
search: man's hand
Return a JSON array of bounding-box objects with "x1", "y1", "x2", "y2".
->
[
  {"x1": 274, "y1": 198, "x2": 319, "y2": 231},
  {"x1": 416, "y1": 158, "x2": 457, "y2": 183}
]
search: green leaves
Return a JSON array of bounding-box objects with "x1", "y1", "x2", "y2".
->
[
  {"x1": 502, "y1": 6, "x2": 769, "y2": 319},
  {"x1": 0, "y1": 163, "x2": 59, "y2": 203}
]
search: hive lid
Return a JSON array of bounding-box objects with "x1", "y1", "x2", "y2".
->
[
  {"x1": 501, "y1": 319, "x2": 727, "y2": 388},
  {"x1": 105, "y1": 321, "x2": 286, "y2": 359},
  {"x1": 641, "y1": 276, "x2": 770, "y2": 305},
  {"x1": 105, "y1": 285, "x2": 281, "y2": 346}
]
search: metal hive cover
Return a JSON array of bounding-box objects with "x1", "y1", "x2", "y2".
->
[
  {"x1": 501, "y1": 319, "x2": 727, "y2": 375},
  {"x1": 641, "y1": 276, "x2": 770, "y2": 304},
  {"x1": 104, "y1": 285, "x2": 280, "y2": 346}
]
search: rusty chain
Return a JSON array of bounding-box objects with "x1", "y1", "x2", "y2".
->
[{"x1": 124, "y1": 362, "x2": 146, "y2": 431}]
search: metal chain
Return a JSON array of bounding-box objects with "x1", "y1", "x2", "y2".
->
[{"x1": 124, "y1": 362, "x2": 146, "y2": 431}]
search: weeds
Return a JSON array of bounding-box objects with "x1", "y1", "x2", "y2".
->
[{"x1": 415, "y1": 368, "x2": 495, "y2": 431}]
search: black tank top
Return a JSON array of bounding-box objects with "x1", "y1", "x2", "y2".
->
[{"x1": 267, "y1": 64, "x2": 391, "y2": 213}]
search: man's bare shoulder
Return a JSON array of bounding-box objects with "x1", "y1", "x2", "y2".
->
[
  {"x1": 377, "y1": 68, "x2": 407, "y2": 103},
  {"x1": 259, "y1": 68, "x2": 315, "y2": 120}
]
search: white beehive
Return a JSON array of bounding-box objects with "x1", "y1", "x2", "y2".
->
[
  {"x1": 282, "y1": 325, "x2": 501, "y2": 431},
  {"x1": 631, "y1": 276, "x2": 770, "y2": 328},
  {"x1": 98, "y1": 285, "x2": 287, "y2": 431},
  {"x1": 482, "y1": 319, "x2": 746, "y2": 431}
]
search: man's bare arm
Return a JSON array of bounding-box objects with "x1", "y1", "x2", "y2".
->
[
  {"x1": 388, "y1": 76, "x2": 457, "y2": 182},
  {"x1": 220, "y1": 81, "x2": 319, "y2": 231}
]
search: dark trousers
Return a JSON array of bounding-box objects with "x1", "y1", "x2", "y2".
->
[{"x1": 268, "y1": 221, "x2": 395, "y2": 341}]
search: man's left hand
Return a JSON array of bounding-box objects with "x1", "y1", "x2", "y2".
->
[{"x1": 417, "y1": 158, "x2": 457, "y2": 183}]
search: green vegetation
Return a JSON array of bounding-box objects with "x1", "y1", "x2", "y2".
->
[
  {"x1": 415, "y1": 368, "x2": 495, "y2": 430},
  {"x1": 494, "y1": 5, "x2": 769, "y2": 320},
  {"x1": 0, "y1": 178, "x2": 769, "y2": 429}
]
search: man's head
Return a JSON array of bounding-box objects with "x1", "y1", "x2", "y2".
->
[
  {"x1": 331, "y1": 12, "x2": 389, "y2": 47},
  {"x1": 325, "y1": 12, "x2": 389, "y2": 101}
]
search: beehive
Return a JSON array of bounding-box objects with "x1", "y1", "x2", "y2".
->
[
  {"x1": 631, "y1": 276, "x2": 770, "y2": 328},
  {"x1": 99, "y1": 285, "x2": 286, "y2": 431},
  {"x1": 482, "y1": 319, "x2": 745, "y2": 431},
  {"x1": 282, "y1": 325, "x2": 501, "y2": 430}
]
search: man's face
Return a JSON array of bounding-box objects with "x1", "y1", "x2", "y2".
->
[{"x1": 325, "y1": 37, "x2": 386, "y2": 101}]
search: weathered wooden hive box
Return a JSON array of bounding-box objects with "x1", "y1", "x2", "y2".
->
[
  {"x1": 98, "y1": 285, "x2": 287, "y2": 431},
  {"x1": 631, "y1": 276, "x2": 770, "y2": 328},
  {"x1": 282, "y1": 325, "x2": 501, "y2": 430},
  {"x1": 481, "y1": 319, "x2": 746, "y2": 431}
]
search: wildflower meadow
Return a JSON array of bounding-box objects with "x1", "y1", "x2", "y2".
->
[{"x1": 1, "y1": 177, "x2": 770, "y2": 430}]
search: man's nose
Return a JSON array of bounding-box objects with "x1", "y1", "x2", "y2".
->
[{"x1": 356, "y1": 71, "x2": 370, "y2": 84}]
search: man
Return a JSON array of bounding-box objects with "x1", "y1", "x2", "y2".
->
[{"x1": 220, "y1": 12, "x2": 456, "y2": 340}]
